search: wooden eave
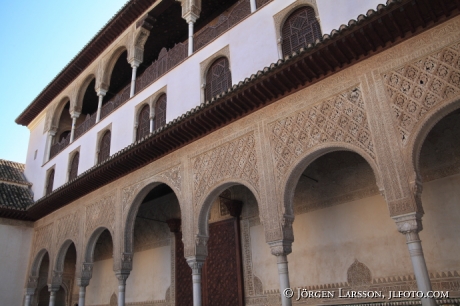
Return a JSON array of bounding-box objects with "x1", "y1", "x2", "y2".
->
[{"x1": 19, "y1": 0, "x2": 460, "y2": 220}]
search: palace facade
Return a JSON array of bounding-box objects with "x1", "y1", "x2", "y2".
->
[{"x1": 1, "y1": 0, "x2": 460, "y2": 306}]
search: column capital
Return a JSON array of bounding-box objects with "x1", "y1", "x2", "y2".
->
[
  {"x1": 268, "y1": 240, "x2": 292, "y2": 257},
  {"x1": 26, "y1": 276, "x2": 38, "y2": 289},
  {"x1": 77, "y1": 277, "x2": 90, "y2": 287},
  {"x1": 25, "y1": 287, "x2": 35, "y2": 295},
  {"x1": 70, "y1": 111, "x2": 81, "y2": 119},
  {"x1": 128, "y1": 58, "x2": 141, "y2": 68},
  {"x1": 115, "y1": 270, "x2": 131, "y2": 285},
  {"x1": 176, "y1": 0, "x2": 201, "y2": 23},
  {"x1": 392, "y1": 212, "x2": 423, "y2": 234},
  {"x1": 97, "y1": 88, "x2": 107, "y2": 97},
  {"x1": 114, "y1": 252, "x2": 133, "y2": 272},
  {"x1": 186, "y1": 257, "x2": 206, "y2": 274}
]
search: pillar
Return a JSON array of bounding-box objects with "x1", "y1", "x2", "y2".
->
[
  {"x1": 116, "y1": 271, "x2": 130, "y2": 306},
  {"x1": 48, "y1": 288, "x2": 58, "y2": 306},
  {"x1": 70, "y1": 112, "x2": 80, "y2": 142},
  {"x1": 44, "y1": 129, "x2": 57, "y2": 162},
  {"x1": 269, "y1": 241, "x2": 292, "y2": 306},
  {"x1": 129, "y1": 61, "x2": 140, "y2": 98},
  {"x1": 187, "y1": 258, "x2": 205, "y2": 306},
  {"x1": 24, "y1": 288, "x2": 34, "y2": 306},
  {"x1": 77, "y1": 275, "x2": 91, "y2": 306},
  {"x1": 95, "y1": 90, "x2": 106, "y2": 123},
  {"x1": 78, "y1": 286, "x2": 86, "y2": 306},
  {"x1": 188, "y1": 21, "x2": 195, "y2": 56},
  {"x1": 250, "y1": 0, "x2": 256, "y2": 13},
  {"x1": 149, "y1": 114, "x2": 154, "y2": 133},
  {"x1": 393, "y1": 213, "x2": 436, "y2": 306}
]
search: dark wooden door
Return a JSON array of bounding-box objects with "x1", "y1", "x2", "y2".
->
[
  {"x1": 175, "y1": 231, "x2": 194, "y2": 306},
  {"x1": 202, "y1": 218, "x2": 244, "y2": 306}
]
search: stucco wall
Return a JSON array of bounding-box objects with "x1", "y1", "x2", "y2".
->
[{"x1": 0, "y1": 219, "x2": 34, "y2": 304}]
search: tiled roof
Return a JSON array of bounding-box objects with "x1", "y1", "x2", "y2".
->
[
  {"x1": 0, "y1": 159, "x2": 31, "y2": 186},
  {"x1": 0, "y1": 183, "x2": 33, "y2": 211}
]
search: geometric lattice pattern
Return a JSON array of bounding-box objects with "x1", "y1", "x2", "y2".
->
[
  {"x1": 192, "y1": 133, "x2": 259, "y2": 202},
  {"x1": 269, "y1": 87, "x2": 374, "y2": 183},
  {"x1": 85, "y1": 195, "x2": 116, "y2": 236},
  {"x1": 56, "y1": 212, "x2": 80, "y2": 246},
  {"x1": 384, "y1": 43, "x2": 460, "y2": 145},
  {"x1": 347, "y1": 259, "x2": 372, "y2": 288}
]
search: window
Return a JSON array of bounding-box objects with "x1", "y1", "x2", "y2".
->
[
  {"x1": 205, "y1": 57, "x2": 232, "y2": 102},
  {"x1": 154, "y1": 94, "x2": 167, "y2": 130},
  {"x1": 46, "y1": 169, "x2": 55, "y2": 196},
  {"x1": 98, "y1": 130, "x2": 111, "y2": 163},
  {"x1": 69, "y1": 152, "x2": 79, "y2": 181},
  {"x1": 281, "y1": 6, "x2": 321, "y2": 57},
  {"x1": 137, "y1": 104, "x2": 150, "y2": 141}
]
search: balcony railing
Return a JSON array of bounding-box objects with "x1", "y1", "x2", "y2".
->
[{"x1": 48, "y1": 0, "x2": 272, "y2": 160}]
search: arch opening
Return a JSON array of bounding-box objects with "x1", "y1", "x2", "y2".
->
[
  {"x1": 33, "y1": 252, "x2": 50, "y2": 306},
  {"x1": 126, "y1": 183, "x2": 184, "y2": 303},
  {"x1": 104, "y1": 50, "x2": 131, "y2": 104}
]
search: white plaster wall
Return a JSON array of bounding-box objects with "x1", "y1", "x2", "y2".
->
[
  {"x1": 420, "y1": 173, "x2": 460, "y2": 272},
  {"x1": 316, "y1": 0, "x2": 386, "y2": 35},
  {"x1": 0, "y1": 220, "x2": 33, "y2": 304},
  {"x1": 125, "y1": 245, "x2": 172, "y2": 303},
  {"x1": 86, "y1": 258, "x2": 118, "y2": 305},
  {"x1": 24, "y1": 0, "x2": 383, "y2": 200},
  {"x1": 250, "y1": 224, "x2": 279, "y2": 290}
]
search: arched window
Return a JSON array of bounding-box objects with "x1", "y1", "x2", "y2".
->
[
  {"x1": 281, "y1": 6, "x2": 321, "y2": 57},
  {"x1": 137, "y1": 104, "x2": 151, "y2": 141},
  {"x1": 205, "y1": 57, "x2": 232, "y2": 102},
  {"x1": 154, "y1": 94, "x2": 167, "y2": 130},
  {"x1": 98, "y1": 130, "x2": 111, "y2": 163},
  {"x1": 69, "y1": 152, "x2": 79, "y2": 181},
  {"x1": 46, "y1": 169, "x2": 55, "y2": 196}
]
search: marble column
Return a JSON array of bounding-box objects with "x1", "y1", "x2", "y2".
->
[
  {"x1": 250, "y1": 0, "x2": 256, "y2": 12},
  {"x1": 269, "y1": 241, "x2": 293, "y2": 306},
  {"x1": 116, "y1": 271, "x2": 130, "y2": 306},
  {"x1": 23, "y1": 288, "x2": 35, "y2": 306},
  {"x1": 187, "y1": 258, "x2": 205, "y2": 306},
  {"x1": 70, "y1": 112, "x2": 80, "y2": 142},
  {"x1": 130, "y1": 62, "x2": 139, "y2": 98},
  {"x1": 45, "y1": 129, "x2": 57, "y2": 162},
  {"x1": 393, "y1": 213, "x2": 436, "y2": 306},
  {"x1": 95, "y1": 90, "x2": 107, "y2": 123}
]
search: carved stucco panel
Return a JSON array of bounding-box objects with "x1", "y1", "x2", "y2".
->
[
  {"x1": 383, "y1": 42, "x2": 460, "y2": 146},
  {"x1": 268, "y1": 86, "x2": 375, "y2": 186},
  {"x1": 192, "y1": 132, "x2": 260, "y2": 206},
  {"x1": 85, "y1": 194, "x2": 116, "y2": 237},
  {"x1": 32, "y1": 223, "x2": 54, "y2": 259},
  {"x1": 55, "y1": 211, "x2": 80, "y2": 248}
]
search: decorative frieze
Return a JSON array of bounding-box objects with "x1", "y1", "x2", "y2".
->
[{"x1": 85, "y1": 194, "x2": 116, "y2": 237}]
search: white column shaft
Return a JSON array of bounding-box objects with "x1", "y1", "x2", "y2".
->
[
  {"x1": 79, "y1": 286, "x2": 86, "y2": 306},
  {"x1": 96, "y1": 94, "x2": 104, "y2": 123},
  {"x1": 277, "y1": 255, "x2": 292, "y2": 306},
  {"x1": 406, "y1": 234, "x2": 436, "y2": 306},
  {"x1": 188, "y1": 21, "x2": 194, "y2": 56},
  {"x1": 149, "y1": 117, "x2": 154, "y2": 133},
  {"x1": 70, "y1": 117, "x2": 77, "y2": 142},
  {"x1": 118, "y1": 284, "x2": 126, "y2": 306},
  {"x1": 24, "y1": 294, "x2": 32, "y2": 306},
  {"x1": 48, "y1": 291, "x2": 56, "y2": 306},
  {"x1": 192, "y1": 272, "x2": 202, "y2": 306},
  {"x1": 45, "y1": 132, "x2": 55, "y2": 162},
  {"x1": 130, "y1": 66, "x2": 138, "y2": 98},
  {"x1": 250, "y1": 0, "x2": 256, "y2": 12}
]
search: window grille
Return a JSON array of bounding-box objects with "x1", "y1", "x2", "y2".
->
[
  {"x1": 98, "y1": 130, "x2": 111, "y2": 163},
  {"x1": 137, "y1": 104, "x2": 151, "y2": 141},
  {"x1": 46, "y1": 169, "x2": 55, "y2": 196},
  {"x1": 205, "y1": 57, "x2": 232, "y2": 102},
  {"x1": 69, "y1": 152, "x2": 79, "y2": 181},
  {"x1": 282, "y1": 6, "x2": 321, "y2": 57},
  {"x1": 154, "y1": 94, "x2": 167, "y2": 130}
]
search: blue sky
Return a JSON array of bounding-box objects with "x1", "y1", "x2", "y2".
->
[{"x1": 0, "y1": 0, "x2": 127, "y2": 163}]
